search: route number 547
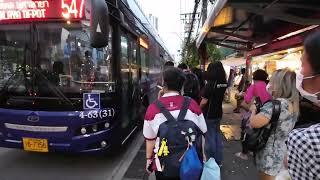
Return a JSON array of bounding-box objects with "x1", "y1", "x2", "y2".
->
[{"x1": 61, "y1": 0, "x2": 84, "y2": 19}]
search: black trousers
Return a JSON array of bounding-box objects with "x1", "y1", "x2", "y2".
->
[
  {"x1": 240, "y1": 118, "x2": 249, "y2": 154},
  {"x1": 155, "y1": 172, "x2": 180, "y2": 180}
]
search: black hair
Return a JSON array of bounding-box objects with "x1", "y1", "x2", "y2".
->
[
  {"x1": 191, "y1": 67, "x2": 205, "y2": 89},
  {"x1": 163, "y1": 67, "x2": 186, "y2": 92},
  {"x1": 85, "y1": 51, "x2": 92, "y2": 57},
  {"x1": 241, "y1": 68, "x2": 246, "y2": 75},
  {"x1": 164, "y1": 61, "x2": 174, "y2": 67},
  {"x1": 206, "y1": 61, "x2": 227, "y2": 83},
  {"x1": 253, "y1": 69, "x2": 268, "y2": 83},
  {"x1": 304, "y1": 31, "x2": 320, "y2": 74},
  {"x1": 178, "y1": 63, "x2": 188, "y2": 70}
]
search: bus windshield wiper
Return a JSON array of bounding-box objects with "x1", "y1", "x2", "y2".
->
[
  {"x1": 33, "y1": 68, "x2": 75, "y2": 108},
  {"x1": 30, "y1": 24, "x2": 74, "y2": 108}
]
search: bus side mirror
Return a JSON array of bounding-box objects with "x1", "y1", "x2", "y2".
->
[{"x1": 90, "y1": 0, "x2": 110, "y2": 48}]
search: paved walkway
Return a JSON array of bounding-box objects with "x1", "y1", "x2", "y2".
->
[
  {"x1": 220, "y1": 103, "x2": 258, "y2": 180},
  {"x1": 122, "y1": 103, "x2": 258, "y2": 180}
]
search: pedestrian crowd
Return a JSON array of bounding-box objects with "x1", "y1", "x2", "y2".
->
[{"x1": 142, "y1": 31, "x2": 320, "y2": 180}]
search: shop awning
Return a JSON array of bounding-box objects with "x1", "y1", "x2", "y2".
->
[{"x1": 196, "y1": 0, "x2": 320, "y2": 56}]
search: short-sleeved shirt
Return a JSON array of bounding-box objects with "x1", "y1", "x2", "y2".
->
[
  {"x1": 287, "y1": 123, "x2": 320, "y2": 180},
  {"x1": 254, "y1": 98, "x2": 298, "y2": 176},
  {"x1": 202, "y1": 81, "x2": 228, "y2": 119},
  {"x1": 183, "y1": 72, "x2": 201, "y2": 103},
  {"x1": 143, "y1": 92, "x2": 207, "y2": 140},
  {"x1": 244, "y1": 81, "x2": 272, "y2": 104}
]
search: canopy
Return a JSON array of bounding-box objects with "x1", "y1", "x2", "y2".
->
[{"x1": 196, "y1": 0, "x2": 320, "y2": 56}]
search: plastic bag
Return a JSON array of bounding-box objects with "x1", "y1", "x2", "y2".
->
[
  {"x1": 200, "y1": 158, "x2": 220, "y2": 180},
  {"x1": 180, "y1": 146, "x2": 203, "y2": 180}
]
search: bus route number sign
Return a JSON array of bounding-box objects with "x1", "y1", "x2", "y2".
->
[{"x1": 79, "y1": 108, "x2": 115, "y2": 119}]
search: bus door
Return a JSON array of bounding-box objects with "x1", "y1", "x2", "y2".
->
[
  {"x1": 139, "y1": 42, "x2": 150, "y2": 108},
  {"x1": 120, "y1": 31, "x2": 131, "y2": 130},
  {"x1": 119, "y1": 30, "x2": 139, "y2": 131},
  {"x1": 127, "y1": 35, "x2": 140, "y2": 125}
]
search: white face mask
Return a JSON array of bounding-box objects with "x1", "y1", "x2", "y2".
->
[{"x1": 296, "y1": 70, "x2": 320, "y2": 106}]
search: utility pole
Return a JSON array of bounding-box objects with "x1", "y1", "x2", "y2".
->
[
  {"x1": 180, "y1": 9, "x2": 200, "y2": 57},
  {"x1": 199, "y1": 0, "x2": 208, "y2": 70},
  {"x1": 180, "y1": 12, "x2": 200, "y2": 41},
  {"x1": 202, "y1": 0, "x2": 207, "y2": 25}
]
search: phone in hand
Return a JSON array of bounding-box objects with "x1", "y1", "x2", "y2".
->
[{"x1": 147, "y1": 162, "x2": 154, "y2": 173}]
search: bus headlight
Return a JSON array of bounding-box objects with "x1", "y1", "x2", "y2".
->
[
  {"x1": 81, "y1": 127, "x2": 87, "y2": 135},
  {"x1": 101, "y1": 141, "x2": 107, "y2": 148},
  {"x1": 105, "y1": 122, "x2": 110, "y2": 128},
  {"x1": 92, "y1": 125, "x2": 98, "y2": 132}
]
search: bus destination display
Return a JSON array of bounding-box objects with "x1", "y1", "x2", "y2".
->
[{"x1": 0, "y1": 0, "x2": 85, "y2": 21}]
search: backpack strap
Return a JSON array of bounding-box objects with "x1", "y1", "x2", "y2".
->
[
  {"x1": 177, "y1": 97, "x2": 191, "y2": 121},
  {"x1": 155, "y1": 100, "x2": 176, "y2": 122},
  {"x1": 270, "y1": 100, "x2": 281, "y2": 123},
  {"x1": 269, "y1": 100, "x2": 281, "y2": 134}
]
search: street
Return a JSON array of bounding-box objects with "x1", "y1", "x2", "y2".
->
[{"x1": 0, "y1": 133, "x2": 144, "y2": 180}]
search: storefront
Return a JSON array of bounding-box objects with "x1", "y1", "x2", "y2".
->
[{"x1": 251, "y1": 46, "x2": 302, "y2": 75}]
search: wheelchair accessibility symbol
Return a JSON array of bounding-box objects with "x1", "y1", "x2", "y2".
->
[{"x1": 83, "y1": 93, "x2": 100, "y2": 110}]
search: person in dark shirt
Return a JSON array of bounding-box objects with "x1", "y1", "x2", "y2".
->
[
  {"x1": 178, "y1": 63, "x2": 201, "y2": 103},
  {"x1": 164, "y1": 61, "x2": 174, "y2": 69},
  {"x1": 200, "y1": 61, "x2": 228, "y2": 165},
  {"x1": 191, "y1": 67, "x2": 205, "y2": 90},
  {"x1": 177, "y1": 63, "x2": 189, "y2": 72}
]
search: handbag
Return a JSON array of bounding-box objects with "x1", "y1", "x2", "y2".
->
[
  {"x1": 242, "y1": 100, "x2": 281, "y2": 152},
  {"x1": 180, "y1": 145, "x2": 203, "y2": 180},
  {"x1": 200, "y1": 158, "x2": 220, "y2": 180}
]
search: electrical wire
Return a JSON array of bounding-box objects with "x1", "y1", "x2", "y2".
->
[
  {"x1": 183, "y1": 0, "x2": 200, "y2": 58},
  {"x1": 195, "y1": 8, "x2": 202, "y2": 36}
]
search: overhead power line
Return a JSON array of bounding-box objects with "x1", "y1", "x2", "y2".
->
[{"x1": 183, "y1": 0, "x2": 201, "y2": 56}]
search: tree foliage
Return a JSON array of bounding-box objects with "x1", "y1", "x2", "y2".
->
[{"x1": 181, "y1": 39, "x2": 222, "y2": 68}]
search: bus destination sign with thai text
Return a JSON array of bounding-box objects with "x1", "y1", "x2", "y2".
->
[{"x1": 0, "y1": 0, "x2": 85, "y2": 21}]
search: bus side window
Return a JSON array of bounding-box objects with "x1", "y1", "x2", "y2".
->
[
  {"x1": 140, "y1": 47, "x2": 149, "y2": 90},
  {"x1": 120, "y1": 33, "x2": 129, "y2": 87},
  {"x1": 129, "y1": 36, "x2": 138, "y2": 83}
]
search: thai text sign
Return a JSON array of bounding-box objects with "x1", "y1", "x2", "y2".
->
[{"x1": 0, "y1": 0, "x2": 85, "y2": 21}]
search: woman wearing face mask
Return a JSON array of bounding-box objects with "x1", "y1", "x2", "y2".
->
[{"x1": 286, "y1": 32, "x2": 320, "y2": 180}]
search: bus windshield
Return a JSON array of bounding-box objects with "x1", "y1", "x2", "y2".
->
[{"x1": 0, "y1": 22, "x2": 114, "y2": 98}]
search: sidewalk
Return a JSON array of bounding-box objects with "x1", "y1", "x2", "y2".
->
[
  {"x1": 220, "y1": 103, "x2": 258, "y2": 180},
  {"x1": 122, "y1": 103, "x2": 258, "y2": 180}
]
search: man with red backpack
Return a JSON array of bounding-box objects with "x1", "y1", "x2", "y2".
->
[{"x1": 143, "y1": 67, "x2": 207, "y2": 180}]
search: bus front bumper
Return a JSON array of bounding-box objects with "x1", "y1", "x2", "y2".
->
[{"x1": 0, "y1": 127, "x2": 119, "y2": 154}]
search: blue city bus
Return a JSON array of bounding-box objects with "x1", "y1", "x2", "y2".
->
[{"x1": 0, "y1": 0, "x2": 172, "y2": 153}]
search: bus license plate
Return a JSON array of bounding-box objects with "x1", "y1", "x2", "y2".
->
[{"x1": 23, "y1": 138, "x2": 48, "y2": 152}]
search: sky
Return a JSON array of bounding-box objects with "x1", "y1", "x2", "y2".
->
[{"x1": 136, "y1": 0, "x2": 196, "y2": 63}]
